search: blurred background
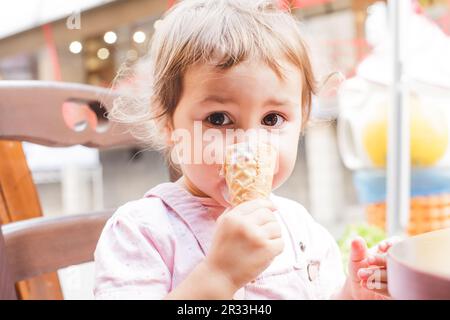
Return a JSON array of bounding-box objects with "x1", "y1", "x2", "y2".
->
[{"x1": 1, "y1": 0, "x2": 449, "y2": 299}]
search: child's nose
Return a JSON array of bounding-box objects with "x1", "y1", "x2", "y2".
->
[
  {"x1": 238, "y1": 115, "x2": 264, "y2": 131},
  {"x1": 232, "y1": 127, "x2": 272, "y2": 145},
  {"x1": 230, "y1": 114, "x2": 274, "y2": 144}
]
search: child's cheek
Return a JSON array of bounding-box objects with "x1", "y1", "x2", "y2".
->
[
  {"x1": 272, "y1": 146, "x2": 298, "y2": 190},
  {"x1": 181, "y1": 162, "x2": 224, "y2": 195}
]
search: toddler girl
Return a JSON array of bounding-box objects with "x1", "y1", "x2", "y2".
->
[{"x1": 94, "y1": 0, "x2": 394, "y2": 300}]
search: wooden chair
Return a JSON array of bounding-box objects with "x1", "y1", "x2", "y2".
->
[{"x1": 0, "y1": 81, "x2": 177, "y2": 299}]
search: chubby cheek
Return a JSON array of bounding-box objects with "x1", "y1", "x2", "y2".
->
[
  {"x1": 272, "y1": 141, "x2": 299, "y2": 190},
  {"x1": 180, "y1": 162, "x2": 229, "y2": 202}
]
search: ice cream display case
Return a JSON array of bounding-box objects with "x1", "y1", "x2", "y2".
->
[
  {"x1": 336, "y1": 1, "x2": 450, "y2": 299},
  {"x1": 337, "y1": 0, "x2": 450, "y2": 236},
  {"x1": 338, "y1": 79, "x2": 450, "y2": 235}
]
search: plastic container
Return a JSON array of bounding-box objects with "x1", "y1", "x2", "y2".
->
[
  {"x1": 338, "y1": 79, "x2": 450, "y2": 170},
  {"x1": 353, "y1": 168, "x2": 450, "y2": 235}
]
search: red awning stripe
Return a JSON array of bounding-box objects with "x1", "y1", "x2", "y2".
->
[
  {"x1": 41, "y1": 24, "x2": 61, "y2": 81},
  {"x1": 278, "y1": 0, "x2": 335, "y2": 10}
]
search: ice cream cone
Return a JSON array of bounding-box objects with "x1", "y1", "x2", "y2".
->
[{"x1": 222, "y1": 142, "x2": 277, "y2": 206}]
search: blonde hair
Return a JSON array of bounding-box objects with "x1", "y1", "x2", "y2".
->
[{"x1": 110, "y1": 0, "x2": 317, "y2": 153}]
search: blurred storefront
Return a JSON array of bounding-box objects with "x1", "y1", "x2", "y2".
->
[
  {"x1": 1, "y1": 0, "x2": 449, "y2": 224},
  {"x1": 0, "y1": 0, "x2": 369, "y2": 218},
  {"x1": 1, "y1": 0, "x2": 450, "y2": 300},
  {"x1": 0, "y1": 0, "x2": 168, "y2": 84}
]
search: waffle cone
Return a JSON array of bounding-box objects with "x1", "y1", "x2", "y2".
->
[{"x1": 222, "y1": 142, "x2": 276, "y2": 206}]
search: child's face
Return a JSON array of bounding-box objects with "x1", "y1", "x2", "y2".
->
[{"x1": 170, "y1": 60, "x2": 303, "y2": 207}]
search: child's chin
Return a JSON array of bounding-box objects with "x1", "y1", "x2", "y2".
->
[{"x1": 215, "y1": 180, "x2": 232, "y2": 208}]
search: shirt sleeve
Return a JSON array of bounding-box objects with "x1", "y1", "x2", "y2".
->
[{"x1": 93, "y1": 198, "x2": 174, "y2": 299}]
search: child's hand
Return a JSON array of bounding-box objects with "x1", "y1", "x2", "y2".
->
[
  {"x1": 204, "y1": 198, "x2": 284, "y2": 291},
  {"x1": 348, "y1": 236, "x2": 400, "y2": 300}
]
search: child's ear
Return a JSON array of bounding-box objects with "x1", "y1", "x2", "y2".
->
[
  {"x1": 317, "y1": 71, "x2": 345, "y2": 99},
  {"x1": 164, "y1": 120, "x2": 174, "y2": 147}
]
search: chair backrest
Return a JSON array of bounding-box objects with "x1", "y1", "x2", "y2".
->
[
  {"x1": 0, "y1": 80, "x2": 135, "y2": 148},
  {"x1": 2, "y1": 211, "x2": 113, "y2": 283},
  {"x1": 0, "y1": 81, "x2": 140, "y2": 299}
]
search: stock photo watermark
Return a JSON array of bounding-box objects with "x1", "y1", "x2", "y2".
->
[
  {"x1": 66, "y1": 10, "x2": 81, "y2": 30},
  {"x1": 366, "y1": 268, "x2": 385, "y2": 291},
  {"x1": 169, "y1": 122, "x2": 281, "y2": 168}
]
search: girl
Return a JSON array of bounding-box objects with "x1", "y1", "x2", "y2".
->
[{"x1": 94, "y1": 0, "x2": 394, "y2": 299}]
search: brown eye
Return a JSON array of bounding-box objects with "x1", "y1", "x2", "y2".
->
[
  {"x1": 206, "y1": 112, "x2": 232, "y2": 126},
  {"x1": 262, "y1": 113, "x2": 285, "y2": 127}
]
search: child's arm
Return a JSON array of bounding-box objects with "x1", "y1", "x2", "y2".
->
[
  {"x1": 166, "y1": 198, "x2": 284, "y2": 300},
  {"x1": 94, "y1": 198, "x2": 282, "y2": 299},
  {"x1": 164, "y1": 261, "x2": 237, "y2": 299}
]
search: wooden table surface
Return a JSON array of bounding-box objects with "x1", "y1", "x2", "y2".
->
[{"x1": 387, "y1": 228, "x2": 450, "y2": 299}]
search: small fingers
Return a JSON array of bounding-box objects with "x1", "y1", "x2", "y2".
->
[
  {"x1": 348, "y1": 237, "x2": 369, "y2": 283},
  {"x1": 360, "y1": 280, "x2": 390, "y2": 298},
  {"x1": 235, "y1": 199, "x2": 276, "y2": 215},
  {"x1": 367, "y1": 254, "x2": 387, "y2": 267},
  {"x1": 377, "y1": 241, "x2": 390, "y2": 253},
  {"x1": 259, "y1": 221, "x2": 282, "y2": 240},
  {"x1": 350, "y1": 237, "x2": 368, "y2": 263},
  {"x1": 358, "y1": 267, "x2": 387, "y2": 283},
  {"x1": 267, "y1": 238, "x2": 284, "y2": 256},
  {"x1": 246, "y1": 208, "x2": 277, "y2": 225},
  {"x1": 377, "y1": 236, "x2": 403, "y2": 254}
]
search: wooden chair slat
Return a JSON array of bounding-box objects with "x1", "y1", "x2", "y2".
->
[
  {"x1": 0, "y1": 182, "x2": 17, "y2": 299},
  {"x1": 2, "y1": 210, "x2": 113, "y2": 283},
  {"x1": 0, "y1": 140, "x2": 64, "y2": 299},
  {"x1": 0, "y1": 230, "x2": 17, "y2": 300}
]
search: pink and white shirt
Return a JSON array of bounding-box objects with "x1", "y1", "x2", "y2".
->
[{"x1": 94, "y1": 182, "x2": 345, "y2": 299}]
